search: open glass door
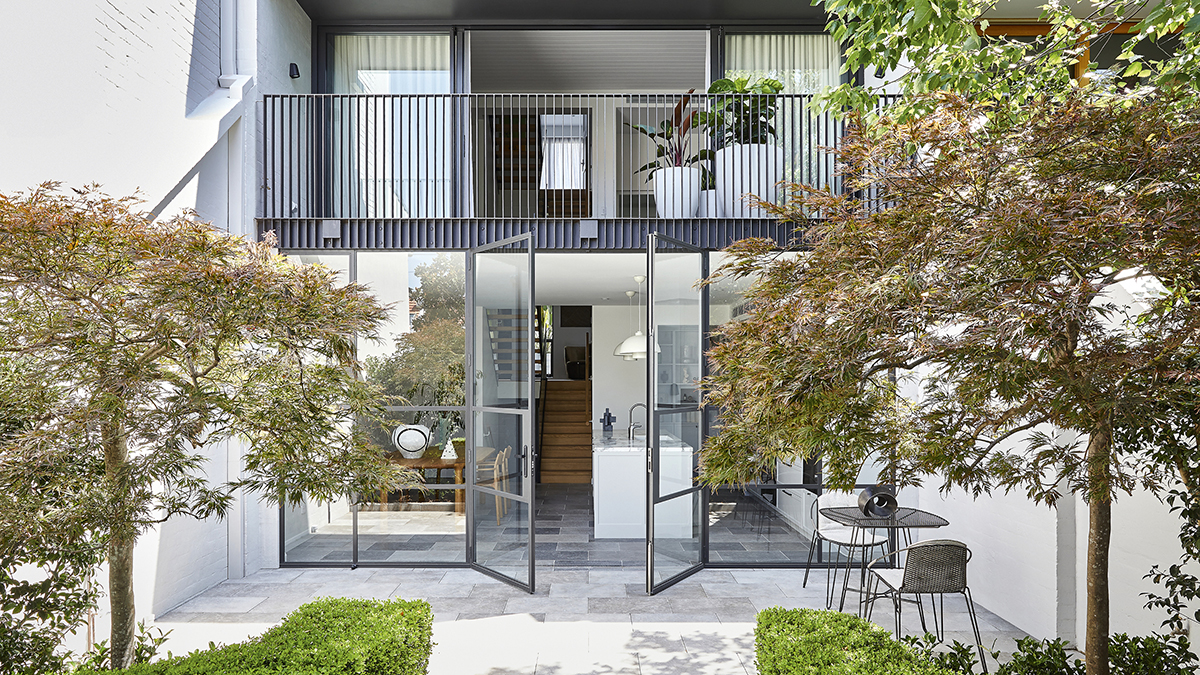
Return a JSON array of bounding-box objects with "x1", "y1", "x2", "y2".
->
[
  {"x1": 468, "y1": 233, "x2": 536, "y2": 591},
  {"x1": 646, "y1": 233, "x2": 708, "y2": 594}
]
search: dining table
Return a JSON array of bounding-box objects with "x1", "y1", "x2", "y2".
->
[
  {"x1": 818, "y1": 505, "x2": 950, "y2": 615},
  {"x1": 389, "y1": 456, "x2": 467, "y2": 514}
]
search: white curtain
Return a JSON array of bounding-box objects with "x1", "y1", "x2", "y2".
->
[
  {"x1": 725, "y1": 34, "x2": 843, "y2": 191},
  {"x1": 330, "y1": 35, "x2": 453, "y2": 218},
  {"x1": 724, "y1": 33, "x2": 841, "y2": 95},
  {"x1": 539, "y1": 114, "x2": 588, "y2": 190}
]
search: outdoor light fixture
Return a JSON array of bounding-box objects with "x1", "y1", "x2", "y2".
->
[
  {"x1": 614, "y1": 275, "x2": 655, "y2": 360},
  {"x1": 289, "y1": 63, "x2": 301, "y2": 79}
]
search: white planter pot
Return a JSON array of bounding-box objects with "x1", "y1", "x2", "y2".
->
[
  {"x1": 696, "y1": 189, "x2": 719, "y2": 218},
  {"x1": 714, "y1": 144, "x2": 786, "y2": 218},
  {"x1": 651, "y1": 166, "x2": 702, "y2": 219}
]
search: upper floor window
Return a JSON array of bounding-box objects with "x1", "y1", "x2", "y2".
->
[
  {"x1": 724, "y1": 33, "x2": 841, "y2": 94},
  {"x1": 332, "y1": 34, "x2": 451, "y2": 94}
]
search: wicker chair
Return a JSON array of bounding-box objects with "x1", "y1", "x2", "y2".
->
[
  {"x1": 801, "y1": 490, "x2": 889, "y2": 610},
  {"x1": 866, "y1": 539, "x2": 988, "y2": 673}
]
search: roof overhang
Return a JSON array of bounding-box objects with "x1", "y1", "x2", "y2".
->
[{"x1": 295, "y1": 0, "x2": 829, "y2": 26}]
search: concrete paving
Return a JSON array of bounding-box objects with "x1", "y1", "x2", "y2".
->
[{"x1": 154, "y1": 565, "x2": 1028, "y2": 674}]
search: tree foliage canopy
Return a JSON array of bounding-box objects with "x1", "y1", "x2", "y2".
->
[{"x1": 0, "y1": 184, "x2": 416, "y2": 668}]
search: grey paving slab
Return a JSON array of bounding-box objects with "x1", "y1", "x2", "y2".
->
[{"x1": 148, "y1": 484, "x2": 1029, "y2": 675}]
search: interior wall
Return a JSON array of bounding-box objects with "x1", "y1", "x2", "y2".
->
[
  {"x1": 550, "y1": 306, "x2": 591, "y2": 379},
  {"x1": 592, "y1": 305, "x2": 649, "y2": 434}
]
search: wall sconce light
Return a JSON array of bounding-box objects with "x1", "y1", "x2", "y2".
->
[{"x1": 289, "y1": 63, "x2": 301, "y2": 79}]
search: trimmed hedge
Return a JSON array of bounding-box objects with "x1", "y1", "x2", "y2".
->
[
  {"x1": 88, "y1": 598, "x2": 433, "y2": 675},
  {"x1": 756, "y1": 608, "x2": 951, "y2": 675}
]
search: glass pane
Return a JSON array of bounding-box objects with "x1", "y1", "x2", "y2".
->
[
  {"x1": 708, "y1": 486, "x2": 816, "y2": 564},
  {"x1": 283, "y1": 496, "x2": 354, "y2": 563},
  {"x1": 724, "y1": 33, "x2": 841, "y2": 94},
  {"x1": 474, "y1": 248, "x2": 531, "y2": 408},
  {"x1": 657, "y1": 411, "x2": 701, "y2": 495},
  {"x1": 357, "y1": 490, "x2": 466, "y2": 564},
  {"x1": 472, "y1": 411, "x2": 526, "y2": 497},
  {"x1": 358, "y1": 252, "x2": 466, "y2": 407},
  {"x1": 473, "y1": 493, "x2": 530, "y2": 586},
  {"x1": 332, "y1": 34, "x2": 451, "y2": 94},
  {"x1": 286, "y1": 254, "x2": 351, "y2": 285},
  {"x1": 652, "y1": 251, "x2": 701, "y2": 408},
  {"x1": 652, "y1": 491, "x2": 702, "y2": 585}
]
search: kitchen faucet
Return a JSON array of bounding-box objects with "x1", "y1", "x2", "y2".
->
[{"x1": 628, "y1": 402, "x2": 647, "y2": 439}]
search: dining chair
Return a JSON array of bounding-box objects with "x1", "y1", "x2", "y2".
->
[
  {"x1": 802, "y1": 489, "x2": 889, "y2": 609},
  {"x1": 865, "y1": 539, "x2": 988, "y2": 673}
]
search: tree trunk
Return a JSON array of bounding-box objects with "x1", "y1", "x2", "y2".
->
[
  {"x1": 103, "y1": 419, "x2": 136, "y2": 670},
  {"x1": 1084, "y1": 425, "x2": 1112, "y2": 675},
  {"x1": 107, "y1": 537, "x2": 136, "y2": 669}
]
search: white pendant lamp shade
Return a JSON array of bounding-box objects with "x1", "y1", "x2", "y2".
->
[
  {"x1": 615, "y1": 330, "x2": 649, "y2": 359},
  {"x1": 614, "y1": 277, "x2": 651, "y2": 359}
]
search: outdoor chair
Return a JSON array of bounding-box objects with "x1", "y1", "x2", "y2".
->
[
  {"x1": 475, "y1": 446, "x2": 513, "y2": 525},
  {"x1": 865, "y1": 538, "x2": 988, "y2": 672},
  {"x1": 802, "y1": 489, "x2": 889, "y2": 609}
]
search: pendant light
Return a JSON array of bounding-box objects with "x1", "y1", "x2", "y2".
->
[{"x1": 614, "y1": 275, "x2": 650, "y2": 360}]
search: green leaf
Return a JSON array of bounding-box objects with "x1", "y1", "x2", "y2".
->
[{"x1": 913, "y1": 0, "x2": 934, "y2": 30}]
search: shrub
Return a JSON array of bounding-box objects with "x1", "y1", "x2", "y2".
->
[
  {"x1": 755, "y1": 608, "x2": 951, "y2": 675},
  {"x1": 80, "y1": 597, "x2": 433, "y2": 675}
]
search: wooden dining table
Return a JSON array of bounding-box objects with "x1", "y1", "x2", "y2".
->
[{"x1": 388, "y1": 456, "x2": 467, "y2": 514}]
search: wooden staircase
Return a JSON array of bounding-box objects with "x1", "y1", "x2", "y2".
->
[{"x1": 538, "y1": 380, "x2": 593, "y2": 484}]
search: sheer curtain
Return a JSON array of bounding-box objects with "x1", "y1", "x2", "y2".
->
[
  {"x1": 725, "y1": 34, "x2": 843, "y2": 192},
  {"x1": 539, "y1": 115, "x2": 587, "y2": 190},
  {"x1": 330, "y1": 34, "x2": 453, "y2": 217}
]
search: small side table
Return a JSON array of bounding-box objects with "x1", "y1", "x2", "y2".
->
[{"x1": 391, "y1": 457, "x2": 467, "y2": 514}]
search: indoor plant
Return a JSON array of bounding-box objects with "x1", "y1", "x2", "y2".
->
[
  {"x1": 702, "y1": 76, "x2": 785, "y2": 218},
  {"x1": 627, "y1": 89, "x2": 713, "y2": 218}
]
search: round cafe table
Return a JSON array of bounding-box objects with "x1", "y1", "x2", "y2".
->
[{"x1": 818, "y1": 506, "x2": 949, "y2": 615}]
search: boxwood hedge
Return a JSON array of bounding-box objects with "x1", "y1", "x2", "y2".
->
[
  {"x1": 87, "y1": 597, "x2": 433, "y2": 675},
  {"x1": 756, "y1": 607, "x2": 951, "y2": 675}
]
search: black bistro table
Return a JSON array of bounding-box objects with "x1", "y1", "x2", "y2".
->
[{"x1": 818, "y1": 506, "x2": 950, "y2": 614}]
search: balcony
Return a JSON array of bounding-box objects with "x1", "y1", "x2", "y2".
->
[{"x1": 259, "y1": 93, "x2": 864, "y2": 223}]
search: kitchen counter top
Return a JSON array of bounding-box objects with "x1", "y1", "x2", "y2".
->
[{"x1": 592, "y1": 431, "x2": 693, "y2": 539}]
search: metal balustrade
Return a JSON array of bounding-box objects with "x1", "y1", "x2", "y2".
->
[{"x1": 260, "y1": 93, "x2": 896, "y2": 221}]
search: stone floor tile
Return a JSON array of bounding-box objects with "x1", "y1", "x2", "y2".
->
[
  {"x1": 549, "y1": 582, "x2": 628, "y2": 598},
  {"x1": 171, "y1": 595, "x2": 268, "y2": 614},
  {"x1": 588, "y1": 596, "x2": 673, "y2": 614},
  {"x1": 505, "y1": 596, "x2": 588, "y2": 614}
]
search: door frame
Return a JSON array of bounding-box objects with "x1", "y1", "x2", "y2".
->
[
  {"x1": 466, "y1": 232, "x2": 537, "y2": 592},
  {"x1": 646, "y1": 231, "x2": 709, "y2": 594}
]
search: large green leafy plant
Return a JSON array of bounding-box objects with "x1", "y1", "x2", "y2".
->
[
  {"x1": 701, "y1": 76, "x2": 784, "y2": 146},
  {"x1": 0, "y1": 185, "x2": 416, "y2": 669}
]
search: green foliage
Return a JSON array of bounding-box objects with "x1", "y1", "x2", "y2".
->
[
  {"x1": 755, "y1": 608, "x2": 950, "y2": 675},
  {"x1": 79, "y1": 598, "x2": 434, "y2": 675},
  {"x1": 902, "y1": 634, "x2": 982, "y2": 673},
  {"x1": 819, "y1": 0, "x2": 1200, "y2": 120},
  {"x1": 73, "y1": 622, "x2": 173, "y2": 672},
  {"x1": 702, "y1": 77, "x2": 784, "y2": 146}
]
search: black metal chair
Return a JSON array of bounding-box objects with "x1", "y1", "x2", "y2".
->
[
  {"x1": 865, "y1": 539, "x2": 988, "y2": 673},
  {"x1": 801, "y1": 489, "x2": 889, "y2": 609}
]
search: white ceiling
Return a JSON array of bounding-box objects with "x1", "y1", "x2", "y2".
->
[{"x1": 469, "y1": 30, "x2": 708, "y2": 93}]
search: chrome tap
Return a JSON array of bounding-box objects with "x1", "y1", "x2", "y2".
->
[{"x1": 628, "y1": 402, "x2": 647, "y2": 439}]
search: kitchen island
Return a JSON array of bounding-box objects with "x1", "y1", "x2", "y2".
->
[{"x1": 592, "y1": 432, "x2": 693, "y2": 538}]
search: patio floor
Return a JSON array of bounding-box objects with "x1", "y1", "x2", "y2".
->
[{"x1": 155, "y1": 565, "x2": 1028, "y2": 674}]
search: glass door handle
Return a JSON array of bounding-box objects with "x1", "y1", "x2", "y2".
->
[{"x1": 522, "y1": 445, "x2": 529, "y2": 477}]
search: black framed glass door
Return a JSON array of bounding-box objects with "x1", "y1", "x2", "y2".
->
[
  {"x1": 468, "y1": 233, "x2": 536, "y2": 591},
  {"x1": 646, "y1": 233, "x2": 708, "y2": 594}
]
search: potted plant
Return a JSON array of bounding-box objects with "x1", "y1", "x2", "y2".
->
[
  {"x1": 701, "y1": 76, "x2": 785, "y2": 218},
  {"x1": 627, "y1": 89, "x2": 713, "y2": 218}
]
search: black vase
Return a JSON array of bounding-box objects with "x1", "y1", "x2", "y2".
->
[{"x1": 858, "y1": 485, "x2": 898, "y2": 517}]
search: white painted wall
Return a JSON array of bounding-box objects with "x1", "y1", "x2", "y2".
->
[{"x1": 592, "y1": 305, "x2": 649, "y2": 433}]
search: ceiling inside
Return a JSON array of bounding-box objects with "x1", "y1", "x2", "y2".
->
[
  {"x1": 297, "y1": 0, "x2": 828, "y2": 24},
  {"x1": 470, "y1": 30, "x2": 707, "y2": 93}
]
